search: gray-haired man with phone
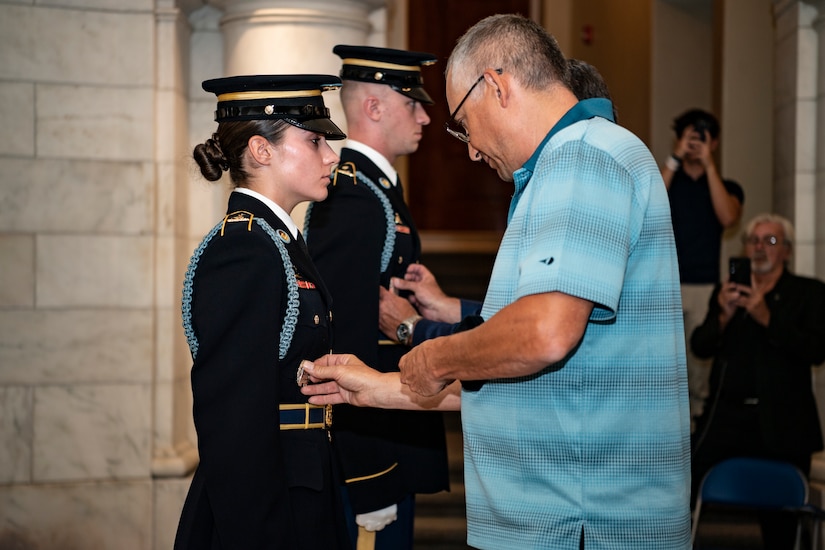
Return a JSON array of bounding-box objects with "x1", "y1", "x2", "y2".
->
[{"x1": 690, "y1": 213, "x2": 825, "y2": 548}]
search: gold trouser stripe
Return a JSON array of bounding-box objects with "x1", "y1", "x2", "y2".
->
[
  {"x1": 356, "y1": 526, "x2": 376, "y2": 550},
  {"x1": 345, "y1": 462, "x2": 398, "y2": 484},
  {"x1": 342, "y1": 58, "x2": 421, "y2": 72}
]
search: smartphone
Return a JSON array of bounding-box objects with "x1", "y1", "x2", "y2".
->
[
  {"x1": 693, "y1": 119, "x2": 710, "y2": 142},
  {"x1": 729, "y1": 257, "x2": 751, "y2": 285}
]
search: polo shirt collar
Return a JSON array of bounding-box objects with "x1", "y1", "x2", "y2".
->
[{"x1": 508, "y1": 98, "x2": 614, "y2": 223}]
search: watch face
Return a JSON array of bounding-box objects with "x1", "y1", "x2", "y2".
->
[{"x1": 397, "y1": 323, "x2": 410, "y2": 342}]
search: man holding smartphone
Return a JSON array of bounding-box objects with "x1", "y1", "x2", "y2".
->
[
  {"x1": 690, "y1": 213, "x2": 825, "y2": 548},
  {"x1": 662, "y1": 109, "x2": 744, "y2": 429}
]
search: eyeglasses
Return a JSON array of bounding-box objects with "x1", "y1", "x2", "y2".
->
[
  {"x1": 744, "y1": 235, "x2": 783, "y2": 247},
  {"x1": 444, "y1": 69, "x2": 503, "y2": 143}
]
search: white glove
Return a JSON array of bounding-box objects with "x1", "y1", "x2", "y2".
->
[{"x1": 355, "y1": 503, "x2": 398, "y2": 532}]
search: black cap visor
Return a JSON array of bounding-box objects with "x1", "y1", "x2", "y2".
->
[
  {"x1": 393, "y1": 85, "x2": 434, "y2": 105},
  {"x1": 286, "y1": 117, "x2": 346, "y2": 140}
]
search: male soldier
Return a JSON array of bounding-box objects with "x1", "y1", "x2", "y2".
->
[{"x1": 303, "y1": 45, "x2": 449, "y2": 550}]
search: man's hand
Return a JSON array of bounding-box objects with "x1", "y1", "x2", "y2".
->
[
  {"x1": 300, "y1": 354, "x2": 381, "y2": 406},
  {"x1": 734, "y1": 283, "x2": 771, "y2": 327},
  {"x1": 378, "y1": 286, "x2": 418, "y2": 339},
  {"x1": 718, "y1": 281, "x2": 771, "y2": 328},
  {"x1": 301, "y1": 354, "x2": 463, "y2": 411},
  {"x1": 398, "y1": 339, "x2": 453, "y2": 397},
  {"x1": 690, "y1": 128, "x2": 715, "y2": 169},
  {"x1": 673, "y1": 129, "x2": 692, "y2": 160},
  {"x1": 675, "y1": 124, "x2": 714, "y2": 169},
  {"x1": 717, "y1": 281, "x2": 741, "y2": 326},
  {"x1": 391, "y1": 264, "x2": 462, "y2": 324}
]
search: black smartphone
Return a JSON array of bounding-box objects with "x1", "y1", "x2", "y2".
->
[
  {"x1": 693, "y1": 119, "x2": 709, "y2": 142},
  {"x1": 729, "y1": 257, "x2": 751, "y2": 285}
]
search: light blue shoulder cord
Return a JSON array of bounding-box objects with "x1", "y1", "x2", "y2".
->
[
  {"x1": 304, "y1": 170, "x2": 395, "y2": 274},
  {"x1": 182, "y1": 217, "x2": 300, "y2": 360}
]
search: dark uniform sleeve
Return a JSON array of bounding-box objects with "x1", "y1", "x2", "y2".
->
[{"x1": 188, "y1": 229, "x2": 297, "y2": 548}]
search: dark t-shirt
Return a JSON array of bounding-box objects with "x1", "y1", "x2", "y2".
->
[{"x1": 668, "y1": 169, "x2": 744, "y2": 284}]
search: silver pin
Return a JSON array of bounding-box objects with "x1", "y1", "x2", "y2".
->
[{"x1": 296, "y1": 360, "x2": 311, "y2": 387}]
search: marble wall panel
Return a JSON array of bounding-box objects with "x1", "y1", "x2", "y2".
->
[
  {"x1": 36, "y1": 235, "x2": 153, "y2": 308},
  {"x1": 0, "y1": 386, "x2": 33, "y2": 484},
  {"x1": 154, "y1": 476, "x2": 191, "y2": 550},
  {"x1": 793, "y1": 172, "x2": 816, "y2": 275},
  {"x1": 773, "y1": 28, "x2": 798, "y2": 108},
  {"x1": 773, "y1": 173, "x2": 796, "y2": 220},
  {"x1": 153, "y1": 379, "x2": 175, "y2": 452},
  {"x1": 0, "y1": 235, "x2": 35, "y2": 308},
  {"x1": 0, "y1": 4, "x2": 153, "y2": 86},
  {"x1": 156, "y1": 90, "x2": 190, "y2": 165},
  {"x1": 0, "y1": 158, "x2": 153, "y2": 234},
  {"x1": 795, "y1": 241, "x2": 815, "y2": 275},
  {"x1": 0, "y1": 82, "x2": 34, "y2": 156},
  {"x1": 189, "y1": 8, "x2": 223, "y2": 97},
  {"x1": 0, "y1": 480, "x2": 152, "y2": 550},
  {"x1": 795, "y1": 99, "x2": 817, "y2": 170},
  {"x1": 796, "y1": 25, "x2": 819, "y2": 98},
  {"x1": 156, "y1": 6, "x2": 190, "y2": 92},
  {"x1": 43, "y1": 0, "x2": 154, "y2": 17},
  {"x1": 37, "y1": 84, "x2": 154, "y2": 161},
  {"x1": 0, "y1": 309, "x2": 152, "y2": 385},
  {"x1": 156, "y1": 235, "x2": 177, "y2": 309},
  {"x1": 774, "y1": 101, "x2": 797, "y2": 179},
  {"x1": 189, "y1": 100, "x2": 219, "y2": 150},
  {"x1": 33, "y1": 383, "x2": 151, "y2": 481}
]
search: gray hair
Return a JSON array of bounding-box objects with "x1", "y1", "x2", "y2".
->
[
  {"x1": 743, "y1": 213, "x2": 795, "y2": 249},
  {"x1": 446, "y1": 14, "x2": 569, "y2": 93}
]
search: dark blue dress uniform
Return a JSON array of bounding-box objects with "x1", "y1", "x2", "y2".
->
[
  {"x1": 175, "y1": 75, "x2": 351, "y2": 550},
  {"x1": 304, "y1": 46, "x2": 449, "y2": 549}
]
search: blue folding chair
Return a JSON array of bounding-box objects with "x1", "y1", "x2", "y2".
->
[{"x1": 691, "y1": 457, "x2": 821, "y2": 549}]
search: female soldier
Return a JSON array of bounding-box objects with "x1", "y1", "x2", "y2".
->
[{"x1": 174, "y1": 75, "x2": 350, "y2": 549}]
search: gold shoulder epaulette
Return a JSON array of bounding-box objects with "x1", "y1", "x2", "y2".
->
[
  {"x1": 333, "y1": 161, "x2": 357, "y2": 186},
  {"x1": 220, "y1": 210, "x2": 254, "y2": 235}
]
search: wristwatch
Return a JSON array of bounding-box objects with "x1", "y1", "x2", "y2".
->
[{"x1": 396, "y1": 315, "x2": 422, "y2": 346}]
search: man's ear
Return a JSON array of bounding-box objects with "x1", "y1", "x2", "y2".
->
[
  {"x1": 484, "y1": 68, "x2": 508, "y2": 106},
  {"x1": 364, "y1": 95, "x2": 382, "y2": 121},
  {"x1": 247, "y1": 135, "x2": 272, "y2": 165}
]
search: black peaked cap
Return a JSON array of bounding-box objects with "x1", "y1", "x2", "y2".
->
[
  {"x1": 202, "y1": 74, "x2": 346, "y2": 140},
  {"x1": 333, "y1": 45, "x2": 437, "y2": 105}
]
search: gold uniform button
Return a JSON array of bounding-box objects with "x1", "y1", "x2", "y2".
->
[
  {"x1": 397, "y1": 256, "x2": 403, "y2": 264},
  {"x1": 313, "y1": 314, "x2": 320, "y2": 325}
]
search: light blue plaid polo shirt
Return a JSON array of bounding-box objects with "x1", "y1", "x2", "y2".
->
[{"x1": 464, "y1": 99, "x2": 691, "y2": 549}]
